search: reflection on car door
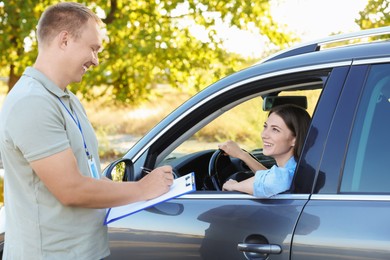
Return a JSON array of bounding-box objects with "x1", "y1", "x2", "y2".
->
[{"x1": 107, "y1": 193, "x2": 310, "y2": 259}]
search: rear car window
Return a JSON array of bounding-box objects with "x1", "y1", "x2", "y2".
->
[{"x1": 341, "y1": 63, "x2": 390, "y2": 194}]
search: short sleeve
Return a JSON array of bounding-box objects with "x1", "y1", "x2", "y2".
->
[{"x1": 7, "y1": 95, "x2": 69, "y2": 162}]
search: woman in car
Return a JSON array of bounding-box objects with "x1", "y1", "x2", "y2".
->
[{"x1": 219, "y1": 104, "x2": 311, "y2": 197}]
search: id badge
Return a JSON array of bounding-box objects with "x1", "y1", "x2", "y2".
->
[{"x1": 88, "y1": 156, "x2": 100, "y2": 179}]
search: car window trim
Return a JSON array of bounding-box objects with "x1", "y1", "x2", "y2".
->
[
  {"x1": 311, "y1": 194, "x2": 390, "y2": 201},
  {"x1": 352, "y1": 56, "x2": 390, "y2": 66},
  {"x1": 180, "y1": 193, "x2": 310, "y2": 200},
  {"x1": 131, "y1": 61, "x2": 352, "y2": 163}
]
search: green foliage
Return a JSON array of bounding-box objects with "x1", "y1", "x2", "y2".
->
[
  {"x1": 0, "y1": 1, "x2": 45, "y2": 80},
  {"x1": 0, "y1": 0, "x2": 297, "y2": 104},
  {"x1": 194, "y1": 97, "x2": 264, "y2": 150},
  {"x1": 356, "y1": 0, "x2": 390, "y2": 29}
]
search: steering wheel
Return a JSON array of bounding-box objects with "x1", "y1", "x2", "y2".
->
[
  {"x1": 208, "y1": 149, "x2": 232, "y2": 191},
  {"x1": 208, "y1": 149, "x2": 261, "y2": 190}
]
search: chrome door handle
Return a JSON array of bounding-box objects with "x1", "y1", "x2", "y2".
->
[{"x1": 237, "y1": 243, "x2": 282, "y2": 254}]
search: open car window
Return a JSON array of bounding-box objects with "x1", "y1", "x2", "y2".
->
[
  {"x1": 157, "y1": 88, "x2": 322, "y2": 193},
  {"x1": 163, "y1": 89, "x2": 322, "y2": 163}
]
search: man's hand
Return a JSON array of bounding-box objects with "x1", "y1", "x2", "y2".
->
[{"x1": 139, "y1": 165, "x2": 174, "y2": 200}]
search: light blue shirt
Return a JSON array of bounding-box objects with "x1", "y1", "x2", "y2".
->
[{"x1": 253, "y1": 156, "x2": 296, "y2": 198}]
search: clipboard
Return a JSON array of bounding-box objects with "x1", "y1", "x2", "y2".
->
[{"x1": 104, "y1": 172, "x2": 196, "y2": 225}]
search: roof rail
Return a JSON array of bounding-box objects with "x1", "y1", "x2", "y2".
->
[{"x1": 261, "y1": 26, "x2": 390, "y2": 63}]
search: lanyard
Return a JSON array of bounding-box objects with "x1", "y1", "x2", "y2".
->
[{"x1": 57, "y1": 97, "x2": 91, "y2": 158}]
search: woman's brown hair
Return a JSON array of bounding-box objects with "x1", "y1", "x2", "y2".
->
[{"x1": 269, "y1": 104, "x2": 311, "y2": 161}]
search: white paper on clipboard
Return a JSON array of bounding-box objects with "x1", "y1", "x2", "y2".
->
[{"x1": 104, "y1": 172, "x2": 196, "y2": 225}]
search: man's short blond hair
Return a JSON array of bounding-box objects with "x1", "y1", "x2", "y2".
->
[{"x1": 37, "y1": 2, "x2": 103, "y2": 45}]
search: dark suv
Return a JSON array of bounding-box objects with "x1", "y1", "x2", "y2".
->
[{"x1": 101, "y1": 26, "x2": 390, "y2": 259}]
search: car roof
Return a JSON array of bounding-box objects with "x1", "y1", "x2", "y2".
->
[
  {"x1": 261, "y1": 25, "x2": 390, "y2": 63},
  {"x1": 193, "y1": 35, "x2": 390, "y2": 102}
]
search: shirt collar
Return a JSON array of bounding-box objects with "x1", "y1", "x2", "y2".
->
[
  {"x1": 23, "y1": 67, "x2": 70, "y2": 98},
  {"x1": 285, "y1": 156, "x2": 297, "y2": 169}
]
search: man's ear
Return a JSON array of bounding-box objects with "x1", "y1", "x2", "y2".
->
[{"x1": 58, "y1": 31, "x2": 70, "y2": 49}]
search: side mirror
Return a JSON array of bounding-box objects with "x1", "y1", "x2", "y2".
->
[{"x1": 103, "y1": 158, "x2": 134, "y2": 182}]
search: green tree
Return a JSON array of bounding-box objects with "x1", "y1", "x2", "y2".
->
[
  {"x1": 356, "y1": 0, "x2": 390, "y2": 29},
  {"x1": 0, "y1": 0, "x2": 298, "y2": 103},
  {"x1": 0, "y1": 1, "x2": 45, "y2": 89}
]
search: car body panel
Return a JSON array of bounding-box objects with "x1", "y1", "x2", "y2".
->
[
  {"x1": 292, "y1": 197, "x2": 390, "y2": 259},
  {"x1": 108, "y1": 194, "x2": 309, "y2": 259}
]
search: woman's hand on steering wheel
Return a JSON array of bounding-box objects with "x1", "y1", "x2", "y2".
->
[{"x1": 218, "y1": 140, "x2": 245, "y2": 159}]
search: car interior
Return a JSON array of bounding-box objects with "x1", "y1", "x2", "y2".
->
[{"x1": 157, "y1": 87, "x2": 323, "y2": 191}]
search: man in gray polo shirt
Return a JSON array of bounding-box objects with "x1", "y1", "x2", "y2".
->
[{"x1": 0, "y1": 2, "x2": 173, "y2": 259}]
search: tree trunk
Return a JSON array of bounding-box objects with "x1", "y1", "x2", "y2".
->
[{"x1": 8, "y1": 64, "x2": 20, "y2": 93}]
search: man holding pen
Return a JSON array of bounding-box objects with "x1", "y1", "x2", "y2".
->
[{"x1": 0, "y1": 2, "x2": 173, "y2": 259}]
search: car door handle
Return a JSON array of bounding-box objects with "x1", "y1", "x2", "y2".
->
[{"x1": 237, "y1": 243, "x2": 282, "y2": 254}]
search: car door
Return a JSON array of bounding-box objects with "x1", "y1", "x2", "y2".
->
[
  {"x1": 107, "y1": 193, "x2": 307, "y2": 259},
  {"x1": 105, "y1": 65, "x2": 350, "y2": 259},
  {"x1": 291, "y1": 62, "x2": 390, "y2": 259}
]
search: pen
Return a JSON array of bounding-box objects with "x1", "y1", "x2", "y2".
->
[{"x1": 140, "y1": 167, "x2": 152, "y2": 173}]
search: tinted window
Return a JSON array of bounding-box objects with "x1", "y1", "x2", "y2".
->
[{"x1": 341, "y1": 64, "x2": 390, "y2": 193}]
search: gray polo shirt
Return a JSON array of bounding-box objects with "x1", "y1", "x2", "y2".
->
[{"x1": 0, "y1": 67, "x2": 109, "y2": 259}]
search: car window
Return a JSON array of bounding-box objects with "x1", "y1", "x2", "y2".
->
[
  {"x1": 341, "y1": 63, "x2": 390, "y2": 194},
  {"x1": 170, "y1": 97, "x2": 264, "y2": 158},
  {"x1": 164, "y1": 89, "x2": 321, "y2": 161}
]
